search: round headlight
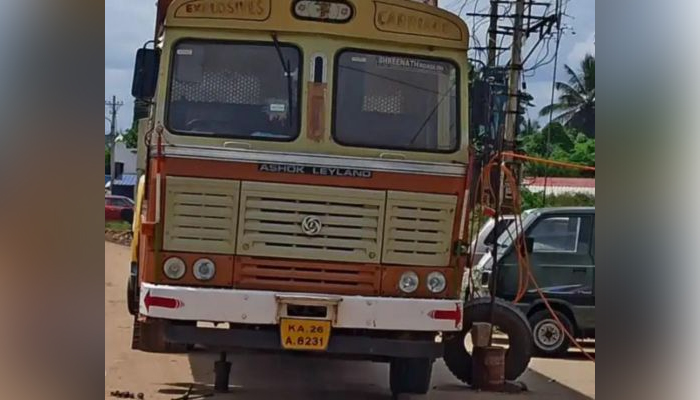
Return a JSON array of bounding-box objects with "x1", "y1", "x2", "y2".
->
[
  {"x1": 193, "y1": 258, "x2": 216, "y2": 281},
  {"x1": 426, "y1": 271, "x2": 447, "y2": 293},
  {"x1": 163, "y1": 257, "x2": 186, "y2": 280},
  {"x1": 399, "y1": 271, "x2": 419, "y2": 294}
]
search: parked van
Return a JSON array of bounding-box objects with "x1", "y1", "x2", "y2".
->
[{"x1": 471, "y1": 207, "x2": 595, "y2": 356}]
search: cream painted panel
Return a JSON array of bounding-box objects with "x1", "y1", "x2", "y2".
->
[
  {"x1": 383, "y1": 191, "x2": 457, "y2": 266},
  {"x1": 164, "y1": 176, "x2": 240, "y2": 254},
  {"x1": 238, "y1": 182, "x2": 385, "y2": 263}
]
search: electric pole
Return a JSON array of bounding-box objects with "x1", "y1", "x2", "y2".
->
[
  {"x1": 487, "y1": 0, "x2": 499, "y2": 67},
  {"x1": 503, "y1": 0, "x2": 526, "y2": 150},
  {"x1": 106, "y1": 95, "x2": 124, "y2": 183},
  {"x1": 486, "y1": 0, "x2": 527, "y2": 343}
]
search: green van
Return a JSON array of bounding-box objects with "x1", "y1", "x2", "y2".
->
[{"x1": 471, "y1": 207, "x2": 595, "y2": 357}]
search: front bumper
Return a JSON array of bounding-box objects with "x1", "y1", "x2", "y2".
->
[
  {"x1": 140, "y1": 283, "x2": 463, "y2": 332},
  {"x1": 164, "y1": 324, "x2": 444, "y2": 359}
]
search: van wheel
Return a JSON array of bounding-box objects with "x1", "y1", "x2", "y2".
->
[
  {"x1": 443, "y1": 298, "x2": 532, "y2": 385},
  {"x1": 529, "y1": 310, "x2": 573, "y2": 357},
  {"x1": 389, "y1": 358, "x2": 433, "y2": 395}
]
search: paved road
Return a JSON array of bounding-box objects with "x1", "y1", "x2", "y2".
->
[{"x1": 105, "y1": 242, "x2": 594, "y2": 399}]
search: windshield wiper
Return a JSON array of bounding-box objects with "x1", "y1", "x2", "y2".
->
[
  {"x1": 407, "y1": 81, "x2": 456, "y2": 146},
  {"x1": 271, "y1": 33, "x2": 293, "y2": 128}
]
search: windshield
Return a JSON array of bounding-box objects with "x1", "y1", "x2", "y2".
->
[
  {"x1": 333, "y1": 50, "x2": 459, "y2": 152},
  {"x1": 167, "y1": 40, "x2": 301, "y2": 140},
  {"x1": 483, "y1": 217, "x2": 515, "y2": 246},
  {"x1": 496, "y1": 211, "x2": 538, "y2": 248}
]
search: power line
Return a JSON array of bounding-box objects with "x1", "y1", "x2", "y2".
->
[
  {"x1": 465, "y1": 0, "x2": 557, "y2": 70},
  {"x1": 540, "y1": 0, "x2": 563, "y2": 205}
]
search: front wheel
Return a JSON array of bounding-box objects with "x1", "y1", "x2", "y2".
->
[
  {"x1": 389, "y1": 357, "x2": 433, "y2": 395},
  {"x1": 126, "y1": 262, "x2": 139, "y2": 316},
  {"x1": 529, "y1": 310, "x2": 573, "y2": 357}
]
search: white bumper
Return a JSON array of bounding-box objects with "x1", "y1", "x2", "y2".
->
[{"x1": 140, "y1": 283, "x2": 463, "y2": 332}]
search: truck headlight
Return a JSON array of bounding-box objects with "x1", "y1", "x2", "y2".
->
[
  {"x1": 399, "y1": 271, "x2": 419, "y2": 294},
  {"x1": 426, "y1": 272, "x2": 447, "y2": 293},
  {"x1": 193, "y1": 258, "x2": 216, "y2": 281},
  {"x1": 163, "y1": 257, "x2": 186, "y2": 280}
]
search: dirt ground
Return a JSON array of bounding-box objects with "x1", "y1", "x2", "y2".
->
[{"x1": 105, "y1": 242, "x2": 594, "y2": 399}]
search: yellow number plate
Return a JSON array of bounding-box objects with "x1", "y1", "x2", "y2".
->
[{"x1": 280, "y1": 319, "x2": 331, "y2": 351}]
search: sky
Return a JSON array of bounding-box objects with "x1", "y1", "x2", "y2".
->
[{"x1": 104, "y1": 0, "x2": 595, "y2": 134}]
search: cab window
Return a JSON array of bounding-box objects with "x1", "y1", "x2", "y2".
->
[
  {"x1": 167, "y1": 40, "x2": 302, "y2": 141},
  {"x1": 333, "y1": 50, "x2": 459, "y2": 153}
]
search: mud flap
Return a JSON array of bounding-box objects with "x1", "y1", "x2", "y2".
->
[{"x1": 131, "y1": 318, "x2": 188, "y2": 353}]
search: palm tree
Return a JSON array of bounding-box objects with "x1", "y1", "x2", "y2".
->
[{"x1": 540, "y1": 54, "x2": 595, "y2": 137}]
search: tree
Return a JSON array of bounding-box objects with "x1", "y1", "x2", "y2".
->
[
  {"x1": 539, "y1": 54, "x2": 595, "y2": 137},
  {"x1": 521, "y1": 122, "x2": 572, "y2": 156},
  {"x1": 568, "y1": 133, "x2": 596, "y2": 168},
  {"x1": 120, "y1": 122, "x2": 138, "y2": 149},
  {"x1": 519, "y1": 123, "x2": 595, "y2": 178}
]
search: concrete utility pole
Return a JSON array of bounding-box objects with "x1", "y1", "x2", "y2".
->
[
  {"x1": 502, "y1": 0, "x2": 526, "y2": 150},
  {"x1": 487, "y1": 0, "x2": 527, "y2": 344},
  {"x1": 106, "y1": 95, "x2": 124, "y2": 183},
  {"x1": 487, "y1": 0, "x2": 499, "y2": 67}
]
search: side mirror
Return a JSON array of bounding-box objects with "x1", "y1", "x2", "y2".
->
[
  {"x1": 131, "y1": 48, "x2": 160, "y2": 99},
  {"x1": 525, "y1": 237, "x2": 535, "y2": 253},
  {"x1": 469, "y1": 80, "x2": 491, "y2": 135}
]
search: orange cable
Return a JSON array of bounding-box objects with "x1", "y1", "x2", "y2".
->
[{"x1": 502, "y1": 151, "x2": 596, "y2": 172}]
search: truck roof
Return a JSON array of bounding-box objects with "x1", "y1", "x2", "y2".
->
[{"x1": 157, "y1": 0, "x2": 469, "y2": 50}]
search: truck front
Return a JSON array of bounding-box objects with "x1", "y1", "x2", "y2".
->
[{"x1": 129, "y1": 0, "x2": 470, "y2": 393}]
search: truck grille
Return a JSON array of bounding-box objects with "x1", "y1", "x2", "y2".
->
[
  {"x1": 234, "y1": 257, "x2": 379, "y2": 295},
  {"x1": 382, "y1": 191, "x2": 458, "y2": 266},
  {"x1": 237, "y1": 182, "x2": 385, "y2": 263},
  {"x1": 163, "y1": 176, "x2": 240, "y2": 254}
]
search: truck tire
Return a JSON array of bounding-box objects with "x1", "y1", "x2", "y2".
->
[
  {"x1": 127, "y1": 275, "x2": 138, "y2": 315},
  {"x1": 529, "y1": 310, "x2": 573, "y2": 357},
  {"x1": 389, "y1": 357, "x2": 433, "y2": 395},
  {"x1": 127, "y1": 262, "x2": 139, "y2": 316},
  {"x1": 443, "y1": 298, "x2": 532, "y2": 385}
]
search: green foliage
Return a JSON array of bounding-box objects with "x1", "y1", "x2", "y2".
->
[
  {"x1": 121, "y1": 122, "x2": 139, "y2": 149},
  {"x1": 520, "y1": 188, "x2": 595, "y2": 210},
  {"x1": 519, "y1": 122, "x2": 595, "y2": 177},
  {"x1": 106, "y1": 221, "x2": 132, "y2": 232},
  {"x1": 569, "y1": 133, "x2": 596, "y2": 166}
]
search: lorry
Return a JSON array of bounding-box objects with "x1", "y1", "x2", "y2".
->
[{"x1": 126, "y1": 0, "x2": 532, "y2": 394}]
